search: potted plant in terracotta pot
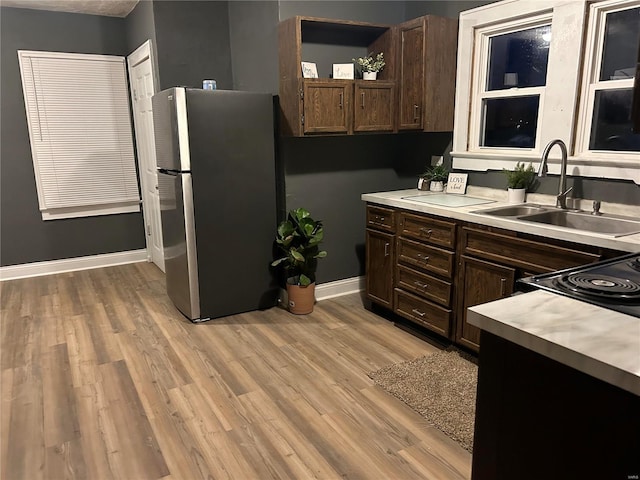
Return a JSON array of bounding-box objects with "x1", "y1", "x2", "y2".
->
[
  {"x1": 353, "y1": 52, "x2": 385, "y2": 80},
  {"x1": 504, "y1": 162, "x2": 536, "y2": 203},
  {"x1": 423, "y1": 164, "x2": 449, "y2": 192},
  {"x1": 271, "y1": 208, "x2": 327, "y2": 314}
]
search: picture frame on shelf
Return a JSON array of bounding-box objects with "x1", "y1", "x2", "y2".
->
[
  {"x1": 446, "y1": 173, "x2": 468, "y2": 194},
  {"x1": 332, "y1": 63, "x2": 354, "y2": 80},
  {"x1": 301, "y1": 62, "x2": 318, "y2": 78}
]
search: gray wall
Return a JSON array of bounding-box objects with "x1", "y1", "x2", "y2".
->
[
  {"x1": 0, "y1": 7, "x2": 145, "y2": 267},
  {"x1": 228, "y1": 1, "x2": 279, "y2": 93},
  {"x1": 273, "y1": 1, "x2": 418, "y2": 283},
  {"x1": 153, "y1": 1, "x2": 233, "y2": 90},
  {"x1": 2, "y1": 0, "x2": 636, "y2": 273}
]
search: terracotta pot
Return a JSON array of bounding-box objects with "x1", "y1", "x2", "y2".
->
[{"x1": 286, "y1": 283, "x2": 316, "y2": 314}]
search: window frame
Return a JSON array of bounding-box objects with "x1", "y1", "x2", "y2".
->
[
  {"x1": 574, "y1": 0, "x2": 640, "y2": 168},
  {"x1": 452, "y1": 0, "x2": 640, "y2": 184},
  {"x1": 468, "y1": 13, "x2": 552, "y2": 155}
]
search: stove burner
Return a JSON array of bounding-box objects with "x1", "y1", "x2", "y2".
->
[
  {"x1": 557, "y1": 273, "x2": 640, "y2": 299},
  {"x1": 630, "y1": 257, "x2": 640, "y2": 272}
]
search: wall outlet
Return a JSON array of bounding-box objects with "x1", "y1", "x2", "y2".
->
[{"x1": 431, "y1": 155, "x2": 444, "y2": 166}]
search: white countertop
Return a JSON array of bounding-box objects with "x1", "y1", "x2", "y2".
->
[
  {"x1": 467, "y1": 292, "x2": 640, "y2": 396},
  {"x1": 361, "y1": 187, "x2": 640, "y2": 252},
  {"x1": 362, "y1": 187, "x2": 640, "y2": 395}
]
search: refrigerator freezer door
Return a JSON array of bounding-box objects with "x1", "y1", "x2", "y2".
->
[
  {"x1": 153, "y1": 87, "x2": 191, "y2": 172},
  {"x1": 158, "y1": 171, "x2": 200, "y2": 320}
]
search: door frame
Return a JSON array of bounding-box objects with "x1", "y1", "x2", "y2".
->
[{"x1": 127, "y1": 40, "x2": 164, "y2": 271}]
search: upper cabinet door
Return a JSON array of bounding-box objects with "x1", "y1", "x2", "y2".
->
[
  {"x1": 398, "y1": 18, "x2": 425, "y2": 130},
  {"x1": 303, "y1": 80, "x2": 352, "y2": 134},
  {"x1": 354, "y1": 81, "x2": 395, "y2": 132},
  {"x1": 397, "y1": 16, "x2": 458, "y2": 132}
]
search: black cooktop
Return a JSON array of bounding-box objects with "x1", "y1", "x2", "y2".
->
[{"x1": 518, "y1": 253, "x2": 640, "y2": 318}]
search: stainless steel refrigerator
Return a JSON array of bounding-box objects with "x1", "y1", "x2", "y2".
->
[{"x1": 152, "y1": 87, "x2": 278, "y2": 322}]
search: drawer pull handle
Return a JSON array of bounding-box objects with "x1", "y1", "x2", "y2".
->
[
  {"x1": 416, "y1": 254, "x2": 430, "y2": 263},
  {"x1": 384, "y1": 242, "x2": 390, "y2": 257},
  {"x1": 339, "y1": 92, "x2": 344, "y2": 109},
  {"x1": 414, "y1": 281, "x2": 428, "y2": 290},
  {"x1": 377, "y1": 216, "x2": 385, "y2": 221},
  {"x1": 500, "y1": 278, "x2": 507, "y2": 297},
  {"x1": 361, "y1": 92, "x2": 365, "y2": 108},
  {"x1": 411, "y1": 308, "x2": 426, "y2": 317},
  {"x1": 419, "y1": 228, "x2": 433, "y2": 237},
  {"x1": 413, "y1": 104, "x2": 420, "y2": 121}
]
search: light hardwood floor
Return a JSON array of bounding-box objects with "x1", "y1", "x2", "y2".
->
[{"x1": 1, "y1": 262, "x2": 471, "y2": 479}]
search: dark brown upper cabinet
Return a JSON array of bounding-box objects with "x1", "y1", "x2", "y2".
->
[
  {"x1": 278, "y1": 15, "x2": 458, "y2": 137},
  {"x1": 397, "y1": 15, "x2": 458, "y2": 132},
  {"x1": 278, "y1": 16, "x2": 395, "y2": 136}
]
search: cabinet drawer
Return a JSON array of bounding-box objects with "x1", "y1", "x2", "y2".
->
[
  {"x1": 366, "y1": 205, "x2": 396, "y2": 233},
  {"x1": 397, "y1": 237, "x2": 455, "y2": 278},
  {"x1": 399, "y1": 212, "x2": 456, "y2": 249},
  {"x1": 461, "y1": 227, "x2": 601, "y2": 273},
  {"x1": 394, "y1": 289, "x2": 451, "y2": 337},
  {"x1": 396, "y1": 265, "x2": 451, "y2": 306}
]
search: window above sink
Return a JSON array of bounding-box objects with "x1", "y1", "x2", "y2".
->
[{"x1": 452, "y1": 0, "x2": 640, "y2": 185}]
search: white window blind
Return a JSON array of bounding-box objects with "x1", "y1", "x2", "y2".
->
[{"x1": 18, "y1": 50, "x2": 140, "y2": 220}]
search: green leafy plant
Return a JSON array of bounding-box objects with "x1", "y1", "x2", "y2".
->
[
  {"x1": 352, "y1": 52, "x2": 385, "y2": 73},
  {"x1": 271, "y1": 208, "x2": 327, "y2": 287},
  {"x1": 504, "y1": 162, "x2": 536, "y2": 191},
  {"x1": 422, "y1": 164, "x2": 449, "y2": 182}
]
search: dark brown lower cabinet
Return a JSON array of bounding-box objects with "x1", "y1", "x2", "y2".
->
[
  {"x1": 365, "y1": 229, "x2": 395, "y2": 308},
  {"x1": 456, "y1": 255, "x2": 515, "y2": 351}
]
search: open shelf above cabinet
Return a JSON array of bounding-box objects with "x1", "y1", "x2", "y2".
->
[
  {"x1": 278, "y1": 15, "x2": 458, "y2": 137},
  {"x1": 278, "y1": 16, "x2": 395, "y2": 136}
]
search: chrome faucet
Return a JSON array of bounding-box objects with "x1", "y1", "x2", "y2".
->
[{"x1": 538, "y1": 139, "x2": 572, "y2": 209}]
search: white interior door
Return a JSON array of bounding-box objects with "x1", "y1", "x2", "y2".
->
[{"x1": 127, "y1": 41, "x2": 164, "y2": 272}]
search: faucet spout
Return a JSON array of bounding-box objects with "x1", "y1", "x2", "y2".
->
[{"x1": 539, "y1": 139, "x2": 570, "y2": 209}]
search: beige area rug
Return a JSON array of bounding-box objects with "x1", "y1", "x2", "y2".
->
[{"x1": 369, "y1": 348, "x2": 478, "y2": 452}]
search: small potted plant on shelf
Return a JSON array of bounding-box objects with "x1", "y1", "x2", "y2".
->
[
  {"x1": 353, "y1": 52, "x2": 385, "y2": 80},
  {"x1": 423, "y1": 164, "x2": 449, "y2": 192},
  {"x1": 271, "y1": 207, "x2": 327, "y2": 315},
  {"x1": 503, "y1": 162, "x2": 536, "y2": 203}
]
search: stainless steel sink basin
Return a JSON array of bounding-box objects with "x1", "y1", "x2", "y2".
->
[
  {"x1": 472, "y1": 204, "x2": 548, "y2": 217},
  {"x1": 472, "y1": 203, "x2": 640, "y2": 237},
  {"x1": 519, "y1": 211, "x2": 640, "y2": 236}
]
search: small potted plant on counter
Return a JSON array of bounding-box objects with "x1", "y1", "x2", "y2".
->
[
  {"x1": 423, "y1": 164, "x2": 449, "y2": 192},
  {"x1": 504, "y1": 162, "x2": 536, "y2": 203},
  {"x1": 353, "y1": 52, "x2": 385, "y2": 80},
  {"x1": 271, "y1": 208, "x2": 327, "y2": 315}
]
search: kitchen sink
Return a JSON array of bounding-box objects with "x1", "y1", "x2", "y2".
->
[
  {"x1": 472, "y1": 204, "x2": 548, "y2": 217},
  {"x1": 472, "y1": 204, "x2": 640, "y2": 237},
  {"x1": 520, "y1": 210, "x2": 640, "y2": 236}
]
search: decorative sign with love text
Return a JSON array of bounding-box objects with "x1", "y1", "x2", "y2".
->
[{"x1": 446, "y1": 173, "x2": 468, "y2": 194}]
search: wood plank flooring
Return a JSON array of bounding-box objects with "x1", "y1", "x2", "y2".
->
[{"x1": 1, "y1": 262, "x2": 471, "y2": 479}]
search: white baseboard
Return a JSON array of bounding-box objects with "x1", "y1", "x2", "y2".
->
[
  {"x1": 0, "y1": 249, "x2": 148, "y2": 281},
  {"x1": 315, "y1": 276, "x2": 365, "y2": 301}
]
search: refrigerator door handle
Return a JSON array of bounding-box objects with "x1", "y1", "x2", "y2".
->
[{"x1": 182, "y1": 173, "x2": 200, "y2": 319}]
